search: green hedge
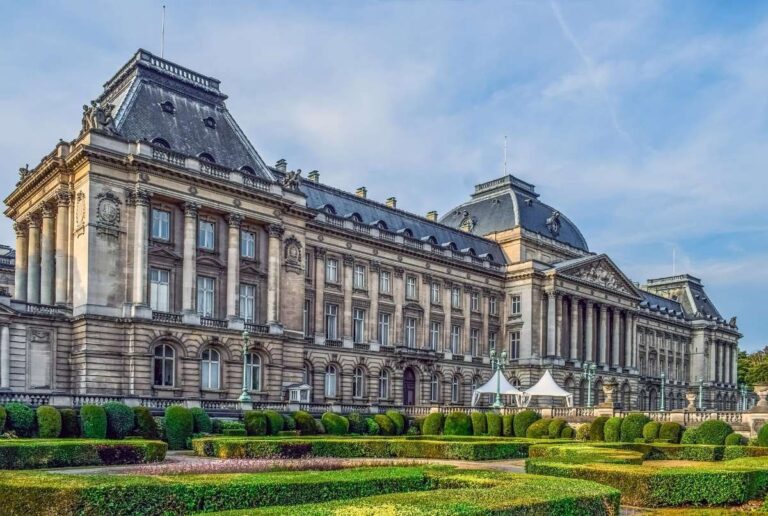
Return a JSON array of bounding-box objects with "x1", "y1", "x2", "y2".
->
[
  {"x1": 725, "y1": 433, "x2": 747, "y2": 446},
  {"x1": 60, "y1": 408, "x2": 80, "y2": 438},
  {"x1": 321, "y1": 412, "x2": 349, "y2": 435},
  {"x1": 486, "y1": 412, "x2": 502, "y2": 436},
  {"x1": 758, "y1": 423, "x2": 768, "y2": 447},
  {"x1": 4, "y1": 402, "x2": 36, "y2": 437},
  {"x1": 513, "y1": 409, "x2": 540, "y2": 437},
  {"x1": 548, "y1": 418, "x2": 567, "y2": 439},
  {"x1": 365, "y1": 417, "x2": 380, "y2": 435},
  {"x1": 681, "y1": 427, "x2": 698, "y2": 444},
  {"x1": 642, "y1": 421, "x2": 660, "y2": 441},
  {"x1": 133, "y1": 406, "x2": 159, "y2": 440},
  {"x1": 385, "y1": 411, "x2": 405, "y2": 435},
  {"x1": 589, "y1": 416, "x2": 609, "y2": 442},
  {"x1": 658, "y1": 422, "x2": 682, "y2": 443},
  {"x1": 696, "y1": 420, "x2": 734, "y2": 446},
  {"x1": 620, "y1": 413, "x2": 651, "y2": 443},
  {"x1": 346, "y1": 412, "x2": 365, "y2": 434},
  {"x1": 293, "y1": 411, "x2": 317, "y2": 435},
  {"x1": 283, "y1": 414, "x2": 296, "y2": 431},
  {"x1": 576, "y1": 423, "x2": 590, "y2": 441},
  {"x1": 103, "y1": 402, "x2": 135, "y2": 439},
  {"x1": 470, "y1": 411, "x2": 487, "y2": 436},
  {"x1": 80, "y1": 405, "x2": 107, "y2": 439},
  {"x1": 561, "y1": 426, "x2": 574, "y2": 439},
  {"x1": 422, "y1": 413, "x2": 443, "y2": 435},
  {"x1": 36, "y1": 406, "x2": 61, "y2": 439},
  {"x1": 528, "y1": 444, "x2": 644, "y2": 465},
  {"x1": 373, "y1": 414, "x2": 395, "y2": 436},
  {"x1": 604, "y1": 417, "x2": 623, "y2": 443},
  {"x1": 0, "y1": 439, "x2": 166, "y2": 469},
  {"x1": 525, "y1": 418, "x2": 552, "y2": 439},
  {"x1": 244, "y1": 411, "x2": 268, "y2": 437},
  {"x1": 0, "y1": 405, "x2": 6, "y2": 431},
  {"x1": 223, "y1": 428, "x2": 248, "y2": 436},
  {"x1": 444, "y1": 412, "x2": 473, "y2": 436},
  {"x1": 502, "y1": 414, "x2": 514, "y2": 436},
  {"x1": 165, "y1": 406, "x2": 193, "y2": 450},
  {"x1": 190, "y1": 407, "x2": 213, "y2": 434}
]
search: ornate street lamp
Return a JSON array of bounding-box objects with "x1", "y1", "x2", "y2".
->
[
  {"x1": 490, "y1": 349, "x2": 508, "y2": 409},
  {"x1": 238, "y1": 330, "x2": 251, "y2": 402},
  {"x1": 739, "y1": 382, "x2": 748, "y2": 411},
  {"x1": 584, "y1": 362, "x2": 597, "y2": 408},
  {"x1": 660, "y1": 371, "x2": 666, "y2": 411},
  {"x1": 696, "y1": 376, "x2": 704, "y2": 411}
]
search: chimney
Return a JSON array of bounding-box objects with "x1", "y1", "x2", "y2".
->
[
  {"x1": 275, "y1": 159, "x2": 287, "y2": 173},
  {"x1": 356, "y1": 187, "x2": 367, "y2": 198},
  {"x1": 308, "y1": 170, "x2": 320, "y2": 183},
  {"x1": 385, "y1": 197, "x2": 397, "y2": 209},
  {"x1": 426, "y1": 210, "x2": 438, "y2": 221}
]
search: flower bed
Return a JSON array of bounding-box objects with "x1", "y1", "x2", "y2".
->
[{"x1": 0, "y1": 439, "x2": 167, "y2": 469}]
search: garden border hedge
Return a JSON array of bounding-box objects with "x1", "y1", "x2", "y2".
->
[{"x1": 0, "y1": 439, "x2": 167, "y2": 469}]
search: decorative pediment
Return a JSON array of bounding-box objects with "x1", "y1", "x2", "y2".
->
[
  {"x1": 148, "y1": 245, "x2": 182, "y2": 262},
  {"x1": 197, "y1": 255, "x2": 225, "y2": 269},
  {"x1": 556, "y1": 254, "x2": 642, "y2": 298},
  {"x1": 240, "y1": 262, "x2": 265, "y2": 277}
]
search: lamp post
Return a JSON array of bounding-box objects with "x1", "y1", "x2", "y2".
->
[
  {"x1": 490, "y1": 349, "x2": 508, "y2": 409},
  {"x1": 696, "y1": 376, "x2": 704, "y2": 411},
  {"x1": 660, "y1": 371, "x2": 666, "y2": 411},
  {"x1": 584, "y1": 362, "x2": 597, "y2": 408},
  {"x1": 238, "y1": 330, "x2": 251, "y2": 402},
  {"x1": 739, "y1": 382, "x2": 748, "y2": 411}
]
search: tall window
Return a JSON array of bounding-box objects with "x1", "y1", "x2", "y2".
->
[
  {"x1": 430, "y1": 282, "x2": 440, "y2": 304},
  {"x1": 430, "y1": 373, "x2": 440, "y2": 402},
  {"x1": 353, "y1": 308, "x2": 366, "y2": 343},
  {"x1": 379, "y1": 271, "x2": 391, "y2": 293},
  {"x1": 451, "y1": 287, "x2": 462, "y2": 308},
  {"x1": 303, "y1": 299, "x2": 311, "y2": 337},
  {"x1": 353, "y1": 367, "x2": 365, "y2": 398},
  {"x1": 149, "y1": 268, "x2": 170, "y2": 312},
  {"x1": 379, "y1": 369, "x2": 390, "y2": 399},
  {"x1": 489, "y1": 296, "x2": 498, "y2": 315},
  {"x1": 245, "y1": 353, "x2": 261, "y2": 391},
  {"x1": 405, "y1": 275, "x2": 417, "y2": 299},
  {"x1": 451, "y1": 375, "x2": 461, "y2": 403},
  {"x1": 325, "y1": 365, "x2": 338, "y2": 397},
  {"x1": 353, "y1": 264, "x2": 366, "y2": 289},
  {"x1": 151, "y1": 209, "x2": 170, "y2": 240},
  {"x1": 305, "y1": 253, "x2": 312, "y2": 279},
  {"x1": 325, "y1": 304, "x2": 339, "y2": 340},
  {"x1": 197, "y1": 276, "x2": 215, "y2": 317},
  {"x1": 378, "y1": 313, "x2": 391, "y2": 345},
  {"x1": 153, "y1": 344, "x2": 175, "y2": 387},
  {"x1": 450, "y1": 325, "x2": 461, "y2": 353},
  {"x1": 240, "y1": 230, "x2": 256, "y2": 259},
  {"x1": 405, "y1": 317, "x2": 417, "y2": 348},
  {"x1": 326, "y1": 258, "x2": 339, "y2": 283},
  {"x1": 511, "y1": 294, "x2": 521, "y2": 315},
  {"x1": 471, "y1": 292, "x2": 480, "y2": 312},
  {"x1": 488, "y1": 331, "x2": 497, "y2": 353},
  {"x1": 198, "y1": 221, "x2": 215, "y2": 250},
  {"x1": 509, "y1": 330, "x2": 521, "y2": 359},
  {"x1": 429, "y1": 322, "x2": 441, "y2": 350},
  {"x1": 470, "y1": 328, "x2": 480, "y2": 356},
  {"x1": 201, "y1": 349, "x2": 220, "y2": 390},
  {"x1": 239, "y1": 284, "x2": 256, "y2": 322}
]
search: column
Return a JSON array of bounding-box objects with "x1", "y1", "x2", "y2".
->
[
  {"x1": 732, "y1": 344, "x2": 738, "y2": 386},
  {"x1": 708, "y1": 339, "x2": 717, "y2": 382},
  {"x1": 26, "y1": 213, "x2": 41, "y2": 304},
  {"x1": 463, "y1": 287, "x2": 471, "y2": 354},
  {"x1": 225, "y1": 214, "x2": 242, "y2": 320},
  {"x1": 54, "y1": 191, "x2": 71, "y2": 305},
  {"x1": 585, "y1": 301, "x2": 594, "y2": 362},
  {"x1": 314, "y1": 248, "x2": 326, "y2": 339},
  {"x1": 0, "y1": 325, "x2": 9, "y2": 389},
  {"x1": 546, "y1": 291, "x2": 557, "y2": 357},
  {"x1": 422, "y1": 276, "x2": 431, "y2": 350},
  {"x1": 598, "y1": 305, "x2": 608, "y2": 366},
  {"x1": 181, "y1": 202, "x2": 199, "y2": 314},
  {"x1": 482, "y1": 290, "x2": 490, "y2": 357},
  {"x1": 13, "y1": 222, "x2": 28, "y2": 301},
  {"x1": 394, "y1": 268, "x2": 404, "y2": 344},
  {"x1": 555, "y1": 293, "x2": 564, "y2": 358},
  {"x1": 611, "y1": 309, "x2": 620, "y2": 367},
  {"x1": 342, "y1": 255, "x2": 354, "y2": 342},
  {"x1": 266, "y1": 223, "x2": 284, "y2": 324},
  {"x1": 131, "y1": 190, "x2": 152, "y2": 306},
  {"x1": 632, "y1": 317, "x2": 638, "y2": 368},
  {"x1": 569, "y1": 297, "x2": 579, "y2": 361},
  {"x1": 624, "y1": 313, "x2": 632, "y2": 369},
  {"x1": 443, "y1": 282, "x2": 452, "y2": 352},
  {"x1": 39, "y1": 205, "x2": 55, "y2": 305},
  {"x1": 368, "y1": 262, "x2": 380, "y2": 342}
]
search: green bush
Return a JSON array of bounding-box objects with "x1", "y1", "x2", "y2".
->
[
  {"x1": 293, "y1": 411, "x2": 317, "y2": 435},
  {"x1": 528, "y1": 444, "x2": 644, "y2": 465},
  {"x1": 658, "y1": 422, "x2": 682, "y2": 443},
  {"x1": 470, "y1": 411, "x2": 487, "y2": 435},
  {"x1": 321, "y1": 412, "x2": 349, "y2": 435},
  {"x1": 59, "y1": 409, "x2": 80, "y2": 438},
  {"x1": 548, "y1": 418, "x2": 567, "y2": 439},
  {"x1": 513, "y1": 410, "x2": 541, "y2": 438},
  {"x1": 604, "y1": 417, "x2": 623, "y2": 443},
  {"x1": 244, "y1": 411, "x2": 268, "y2": 436},
  {"x1": 155, "y1": 417, "x2": 166, "y2": 441},
  {"x1": 589, "y1": 416, "x2": 610, "y2": 442},
  {"x1": 696, "y1": 420, "x2": 733, "y2": 446},
  {"x1": 188, "y1": 408, "x2": 212, "y2": 434},
  {"x1": 223, "y1": 428, "x2": 247, "y2": 436},
  {"x1": 0, "y1": 439, "x2": 166, "y2": 469},
  {"x1": 275, "y1": 430, "x2": 299, "y2": 437},
  {"x1": 132, "y1": 407, "x2": 159, "y2": 440},
  {"x1": 164, "y1": 406, "x2": 193, "y2": 450},
  {"x1": 35, "y1": 406, "x2": 61, "y2": 438},
  {"x1": 444, "y1": 412, "x2": 473, "y2": 436},
  {"x1": 103, "y1": 402, "x2": 135, "y2": 440},
  {"x1": 526, "y1": 418, "x2": 553, "y2": 439},
  {"x1": 502, "y1": 414, "x2": 514, "y2": 436},
  {"x1": 0, "y1": 405, "x2": 6, "y2": 431},
  {"x1": 4, "y1": 403, "x2": 36, "y2": 437},
  {"x1": 260, "y1": 410, "x2": 283, "y2": 435},
  {"x1": 315, "y1": 419, "x2": 326, "y2": 434},
  {"x1": 347, "y1": 412, "x2": 366, "y2": 434},
  {"x1": 620, "y1": 413, "x2": 651, "y2": 443},
  {"x1": 725, "y1": 433, "x2": 747, "y2": 446},
  {"x1": 80, "y1": 405, "x2": 107, "y2": 439},
  {"x1": 385, "y1": 411, "x2": 405, "y2": 435},
  {"x1": 486, "y1": 413, "x2": 502, "y2": 436},
  {"x1": 422, "y1": 413, "x2": 444, "y2": 435},
  {"x1": 561, "y1": 426, "x2": 575, "y2": 439},
  {"x1": 642, "y1": 421, "x2": 660, "y2": 441},
  {"x1": 365, "y1": 417, "x2": 380, "y2": 435},
  {"x1": 283, "y1": 414, "x2": 296, "y2": 431},
  {"x1": 758, "y1": 423, "x2": 768, "y2": 447},
  {"x1": 680, "y1": 428, "x2": 698, "y2": 444},
  {"x1": 576, "y1": 423, "x2": 590, "y2": 441}
]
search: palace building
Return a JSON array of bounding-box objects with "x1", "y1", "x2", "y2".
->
[{"x1": 0, "y1": 49, "x2": 741, "y2": 411}]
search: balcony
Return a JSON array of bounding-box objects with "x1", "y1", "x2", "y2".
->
[
  {"x1": 201, "y1": 317, "x2": 228, "y2": 329},
  {"x1": 245, "y1": 323, "x2": 270, "y2": 334},
  {"x1": 325, "y1": 339, "x2": 343, "y2": 348},
  {"x1": 152, "y1": 311, "x2": 182, "y2": 324},
  {"x1": 11, "y1": 301, "x2": 71, "y2": 317}
]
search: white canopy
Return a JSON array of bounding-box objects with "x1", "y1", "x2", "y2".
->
[
  {"x1": 520, "y1": 370, "x2": 573, "y2": 407},
  {"x1": 471, "y1": 370, "x2": 523, "y2": 407}
]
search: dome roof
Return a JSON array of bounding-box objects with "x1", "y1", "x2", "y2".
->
[{"x1": 439, "y1": 175, "x2": 588, "y2": 252}]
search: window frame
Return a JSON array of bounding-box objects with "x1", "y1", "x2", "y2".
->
[
  {"x1": 352, "y1": 366, "x2": 365, "y2": 398},
  {"x1": 240, "y1": 230, "x2": 256, "y2": 259},
  {"x1": 197, "y1": 275, "x2": 216, "y2": 317},
  {"x1": 511, "y1": 294, "x2": 522, "y2": 315},
  {"x1": 405, "y1": 275, "x2": 417, "y2": 300},
  {"x1": 379, "y1": 369, "x2": 390, "y2": 399},
  {"x1": 509, "y1": 330, "x2": 521, "y2": 359},
  {"x1": 451, "y1": 287, "x2": 462, "y2": 308},
  {"x1": 450, "y1": 325, "x2": 461, "y2": 353},
  {"x1": 353, "y1": 307, "x2": 366, "y2": 343},
  {"x1": 430, "y1": 282, "x2": 441, "y2": 304},
  {"x1": 451, "y1": 375, "x2": 461, "y2": 403},
  {"x1": 326, "y1": 258, "x2": 339, "y2": 283},
  {"x1": 239, "y1": 283, "x2": 257, "y2": 323},
  {"x1": 429, "y1": 321, "x2": 441, "y2": 350},
  {"x1": 201, "y1": 348, "x2": 221, "y2": 390},
  {"x1": 198, "y1": 220, "x2": 216, "y2": 251},
  {"x1": 378, "y1": 312, "x2": 391, "y2": 346},
  {"x1": 430, "y1": 373, "x2": 440, "y2": 402},
  {"x1": 153, "y1": 344, "x2": 175, "y2": 387},
  {"x1": 379, "y1": 270, "x2": 391, "y2": 293},
  {"x1": 325, "y1": 303, "x2": 339, "y2": 340},
  {"x1": 151, "y1": 208, "x2": 171, "y2": 241},
  {"x1": 353, "y1": 264, "x2": 367, "y2": 289},
  {"x1": 325, "y1": 365, "x2": 338, "y2": 398},
  {"x1": 149, "y1": 267, "x2": 170, "y2": 312},
  {"x1": 470, "y1": 291, "x2": 480, "y2": 312},
  {"x1": 489, "y1": 296, "x2": 498, "y2": 316},
  {"x1": 245, "y1": 352, "x2": 262, "y2": 391},
  {"x1": 470, "y1": 327, "x2": 480, "y2": 356},
  {"x1": 404, "y1": 316, "x2": 417, "y2": 348}
]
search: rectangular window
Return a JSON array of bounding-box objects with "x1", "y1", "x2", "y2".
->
[
  {"x1": 471, "y1": 292, "x2": 480, "y2": 312},
  {"x1": 305, "y1": 253, "x2": 312, "y2": 278},
  {"x1": 451, "y1": 287, "x2": 462, "y2": 308},
  {"x1": 405, "y1": 275, "x2": 417, "y2": 300},
  {"x1": 326, "y1": 258, "x2": 338, "y2": 283},
  {"x1": 450, "y1": 325, "x2": 461, "y2": 353},
  {"x1": 470, "y1": 328, "x2": 480, "y2": 356},
  {"x1": 405, "y1": 317, "x2": 417, "y2": 348},
  {"x1": 196, "y1": 276, "x2": 215, "y2": 317},
  {"x1": 353, "y1": 264, "x2": 366, "y2": 289},
  {"x1": 509, "y1": 330, "x2": 521, "y2": 359},
  {"x1": 303, "y1": 299, "x2": 311, "y2": 336},
  {"x1": 151, "y1": 209, "x2": 170, "y2": 240},
  {"x1": 429, "y1": 321, "x2": 441, "y2": 350},
  {"x1": 198, "y1": 221, "x2": 215, "y2": 250},
  {"x1": 378, "y1": 313, "x2": 391, "y2": 345},
  {"x1": 430, "y1": 282, "x2": 440, "y2": 304},
  {"x1": 149, "y1": 268, "x2": 170, "y2": 312},
  {"x1": 240, "y1": 230, "x2": 256, "y2": 259},
  {"x1": 325, "y1": 304, "x2": 339, "y2": 340},
  {"x1": 239, "y1": 284, "x2": 257, "y2": 323},
  {"x1": 353, "y1": 308, "x2": 366, "y2": 343},
  {"x1": 511, "y1": 294, "x2": 522, "y2": 315},
  {"x1": 379, "y1": 271, "x2": 391, "y2": 293},
  {"x1": 488, "y1": 331, "x2": 497, "y2": 352},
  {"x1": 489, "y1": 296, "x2": 498, "y2": 316}
]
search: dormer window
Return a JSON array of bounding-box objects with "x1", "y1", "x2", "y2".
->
[
  {"x1": 240, "y1": 166, "x2": 256, "y2": 175},
  {"x1": 203, "y1": 117, "x2": 217, "y2": 129},
  {"x1": 198, "y1": 153, "x2": 216, "y2": 163},
  {"x1": 160, "y1": 101, "x2": 175, "y2": 114},
  {"x1": 152, "y1": 138, "x2": 171, "y2": 149}
]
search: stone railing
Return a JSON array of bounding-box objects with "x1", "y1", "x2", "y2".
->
[
  {"x1": 11, "y1": 301, "x2": 71, "y2": 317},
  {"x1": 152, "y1": 311, "x2": 182, "y2": 324},
  {"x1": 201, "y1": 317, "x2": 228, "y2": 329},
  {"x1": 152, "y1": 146, "x2": 186, "y2": 167},
  {"x1": 244, "y1": 323, "x2": 270, "y2": 334},
  {"x1": 200, "y1": 161, "x2": 231, "y2": 180},
  {"x1": 0, "y1": 392, "x2": 51, "y2": 406}
]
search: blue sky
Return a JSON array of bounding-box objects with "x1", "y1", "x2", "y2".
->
[{"x1": 1, "y1": 1, "x2": 766, "y2": 350}]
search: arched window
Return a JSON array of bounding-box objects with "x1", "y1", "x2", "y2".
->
[
  {"x1": 379, "y1": 369, "x2": 390, "y2": 399},
  {"x1": 198, "y1": 152, "x2": 216, "y2": 163},
  {"x1": 245, "y1": 353, "x2": 261, "y2": 391},
  {"x1": 152, "y1": 137, "x2": 170, "y2": 149},
  {"x1": 451, "y1": 375, "x2": 461, "y2": 403},
  {"x1": 201, "y1": 349, "x2": 221, "y2": 390},
  {"x1": 160, "y1": 100, "x2": 175, "y2": 114},
  {"x1": 325, "y1": 365, "x2": 338, "y2": 398},
  {"x1": 353, "y1": 366, "x2": 365, "y2": 398},
  {"x1": 153, "y1": 344, "x2": 175, "y2": 387},
  {"x1": 430, "y1": 374, "x2": 440, "y2": 402},
  {"x1": 240, "y1": 165, "x2": 256, "y2": 175}
]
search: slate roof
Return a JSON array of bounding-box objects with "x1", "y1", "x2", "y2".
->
[{"x1": 639, "y1": 290, "x2": 685, "y2": 317}]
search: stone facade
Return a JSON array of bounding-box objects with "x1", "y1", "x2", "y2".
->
[{"x1": 0, "y1": 49, "x2": 741, "y2": 411}]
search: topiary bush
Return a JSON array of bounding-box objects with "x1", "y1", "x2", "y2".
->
[
  {"x1": 283, "y1": 414, "x2": 296, "y2": 431},
  {"x1": 60, "y1": 408, "x2": 80, "y2": 438},
  {"x1": 374, "y1": 414, "x2": 396, "y2": 435},
  {"x1": 680, "y1": 427, "x2": 698, "y2": 444},
  {"x1": 444, "y1": 412, "x2": 473, "y2": 436},
  {"x1": 262, "y1": 410, "x2": 283, "y2": 435},
  {"x1": 725, "y1": 432, "x2": 746, "y2": 446},
  {"x1": 642, "y1": 421, "x2": 661, "y2": 441},
  {"x1": 561, "y1": 426, "x2": 574, "y2": 439},
  {"x1": 486, "y1": 413, "x2": 502, "y2": 436},
  {"x1": 365, "y1": 417, "x2": 380, "y2": 435},
  {"x1": 4, "y1": 403, "x2": 36, "y2": 437},
  {"x1": 502, "y1": 414, "x2": 514, "y2": 437},
  {"x1": 576, "y1": 423, "x2": 590, "y2": 441},
  {"x1": 321, "y1": 412, "x2": 349, "y2": 435},
  {"x1": 80, "y1": 405, "x2": 107, "y2": 439},
  {"x1": 164, "y1": 406, "x2": 193, "y2": 450},
  {"x1": 385, "y1": 411, "x2": 406, "y2": 435},
  {"x1": 133, "y1": 407, "x2": 159, "y2": 440},
  {"x1": 347, "y1": 412, "x2": 366, "y2": 434},
  {"x1": 422, "y1": 412, "x2": 444, "y2": 435},
  {"x1": 603, "y1": 417, "x2": 623, "y2": 443},
  {"x1": 315, "y1": 419, "x2": 325, "y2": 434},
  {"x1": 293, "y1": 411, "x2": 317, "y2": 435},
  {"x1": 659, "y1": 422, "x2": 683, "y2": 443},
  {"x1": 696, "y1": 419, "x2": 733, "y2": 445},
  {"x1": 513, "y1": 410, "x2": 541, "y2": 438},
  {"x1": 244, "y1": 411, "x2": 268, "y2": 436},
  {"x1": 35, "y1": 406, "x2": 61, "y2": 438},
  {"x1": 0, "y1": 405, "x2": 6, "y2": 431},
  {"x1": 758, "y1": 423, "x2": 768, "y2": 447},
  {"x1": 103, "y1": 402, "x2": 135, "y2": 439},
  {"x1": 526, "y1": 418, "x2": 553, "y2": 439},
  {"x1": 187, "y1": 408, "x2": 212, "y2": 434},
  {"x1": 620, "y1": 413, "x2": 651, "y2": 443},
  {"x1": 589, "y1": 416, "x2": 610, "y2": 442},
  {"x1": 548, "y1": 418, "x2": 567, "y2": 439},
  {"x1": 471, "y1": 411, "x2": 487, "y2": 436}
]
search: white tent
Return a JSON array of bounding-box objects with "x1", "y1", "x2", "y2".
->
[
  {"x1": 520, "y1": 370, "x2": 574, "y2": 407},
  {"x1": 471, "y1": 370, "x2": 523, "y2": 407}
]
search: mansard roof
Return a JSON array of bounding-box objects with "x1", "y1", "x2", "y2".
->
[{"x1": 643, "y1": 274, "x2": 729, "y2": 323}]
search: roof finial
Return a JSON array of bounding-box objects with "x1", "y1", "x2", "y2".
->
[{"x1": 160, "y1": 5, "x2": 166, "y2": 58}]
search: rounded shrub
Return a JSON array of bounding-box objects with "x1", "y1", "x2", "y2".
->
[
  {"x1": 164, "y1": 405, "x2": 193, "y2": 450},
  {"x1": 321, "y1": 412, "x2": 349, "y2": 435},
  {"x1": 0, "y1": 405, "x2": 6, "y2": 431},
  {"x1": 526, "y1": 418, "x2": 553, "y2": 439},
  {"x1": 59, "y1": 408, "x2": 80, "y2": 438},
  {"x1": 422, "y1": 412, "x2": 444, "y2": 435},
  {"x1": 604, "y1": 417, "x2": 623, "y2": 442},
  {"x1": 262, "y1": 410, "x2": 284, "y2": 435},
  {"x1": 293, "y1": 411, "x2": 317, "y2": 435},
  {"x1": 374, "y1": 414, "x2": 396, "y2": 435},
  {"x1": 725, "y1": 432, "x2": 747, "y2": 446},
  {"x1": 502, "y1": 414, "x2": 514, "y2": 436},
  {"x1": 620, "y1": 413, "x2": 651, "y2": 443},
  {"x1": 444, "y1": 412, "x2": 473, "y2": 436},
  {"x1": 188, "y1": 407, "x2": 212, "y2": 434},
  {"x1": 365, "y1": 417, "x2": 380, "y2": 435},
  {"x1": 315, "y1": 419, "x2": 326, "y2": 434},
  {"x1": 643, "y1": 421, "x2": 661, "y2": 441},
  {"x1": 561, "y1": 426, "x2": 575, "y2": 439},
  {"x1": 347, "y1": 412, "x2": 366, "y2": 434},
  {"x1": 513, "y1": 409, "x2": 541, "y2": 438},
  {"x1": 133, "y1": 406, "x2": 159, "y2": 440},
  {"x1": 471, "y1": 411, "x2": 487, "y2": 436},
  {"x1": 244, "y1": 411, "x2": 268, "y2": 436},
  {"x1": 412, "y1": 416, "x2": 425, "y2": 432},
  {"x1": 680, "y1": 427, "x2": 699, "y2": 444},
  {"x1": 283, "y1": 414, "x2": 296, "y2": 431},
  {"x1": 486, "y1": 412, "x2": 502, "y2": 436},
  {"x1": 79, "y1": 405, "x2": 107, "y2": 439},
  {"x1": 103, "y1": 402, "x2": 135, "y2": 439},
  {"x1": 696, "y1": 420, "x2": 734, "y2": 445},
  {"x1": 576, "y1": 423, "x2": 590, "y2": 441},
  {"x1": 36, "y1": 406, "x2": 61, "y2": 438},
  {"x1": 548, "y1": 418, "x2": 567, "y2": 439},
  {"x1": 4, "y1": 402, "x2": 36, "y2": 437},
  {"x1": 758, "y1": 423, "x2": 768, "y2": 447},
  {"x1": 589, "y1": 416, "x2": 610, "y2": 441},
  {"x1": 385, "y1": 410, "x2": 405, "y2": 435},
  {"x1": 658, "y1": 422, "x2": 683, "y2": 444}
]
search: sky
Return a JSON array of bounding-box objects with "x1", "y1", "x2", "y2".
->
[{"x1": 0, "y1": 0, "x2": 766, "y2": 350}]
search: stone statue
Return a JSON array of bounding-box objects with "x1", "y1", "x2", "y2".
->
[
  {"x1": 546, "y1": 210, "x2": 561, "y2": 236},
  {"x1": 729, "y1": 316, "x2": 737, "y2": 327},
  {"x1": 81, "y1": 101, "x2": 117, "y2": 134},
  {"x1": 17, "y1": 164, "x2": 31, "y2": 185},
  {"x1": 282, "y1": 169, "x2": 302, "y2": 190}
]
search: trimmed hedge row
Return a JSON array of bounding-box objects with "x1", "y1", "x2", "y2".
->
[
  {"x1": 0, "y1": 439, "x2": 167, "y2": 469},
  {"x1": 528, "y1": 444, "x2": 644, "y2": 465}
]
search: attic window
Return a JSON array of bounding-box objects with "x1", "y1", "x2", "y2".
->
[
  {"x1": 347, "y1": 213, "x2": 362, "y2": 223},
  {"x1": 203, "y1": 117, "x2": 217, "y2": 129},
  {"x1": 240, "y1": 166, "x2": 256, "y2": 175},
  {"x1": 160, "y1": 101, "x2": 175, "y2": 114},
  {"x1": 152, "y1": 138, "x2": 171, "y2": 149},
  {"x1": 198, "y1": 153, "x2": 216, "y2": 163}
]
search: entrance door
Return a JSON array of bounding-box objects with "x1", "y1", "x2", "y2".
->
[{"x1": 403, "y1": 368, "x2": 416, "y2": 406}]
